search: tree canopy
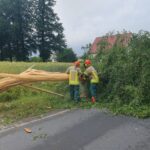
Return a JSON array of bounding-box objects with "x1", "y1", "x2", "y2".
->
[
  {"x1": 57, "y1": 48, "x2": 77, "y2": 62},
  {"x1": 0, "y1": 0, "x2": 66, "y2": 61}
]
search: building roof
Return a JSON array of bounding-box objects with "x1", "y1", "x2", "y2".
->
[{"x1": 89, "y1": 33, "x2": 132, "y2": 54}]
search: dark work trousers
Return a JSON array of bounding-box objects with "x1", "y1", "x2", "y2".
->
[
  {"x1": 90, "y1": 83, "x2": 98, "y2": 99},
  {"x1": 69, "y1": 85, "x2": 80, "y2": 102}
]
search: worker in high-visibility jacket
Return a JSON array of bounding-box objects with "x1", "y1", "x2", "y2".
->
[
  {"x1": 66, "y1": 61, "x2": 82, "y2": 102},
  {"x1": 84, "y1": 59, "x2": 99, "y2": 103}
]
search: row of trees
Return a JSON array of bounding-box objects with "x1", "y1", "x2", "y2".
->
[{"x1": 0, "y1": 0, "x2": 76, "y2": 62}]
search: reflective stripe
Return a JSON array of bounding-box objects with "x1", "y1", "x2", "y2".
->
[
  {"x1": 69, "y1": 70, "x2": 79, "y2": 85},
  {"x1": 70, "y1": 70, "x2": 76, "y2": 81},
  {"x1": 84, "y1": 66, "x2": 99, "y2": 83},
  {"x1": 91, "y1": 71, "x2": 99, "y2": 83}
]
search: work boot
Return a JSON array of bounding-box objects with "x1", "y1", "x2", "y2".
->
[{"x1": 91, "y1": 96, "x2": 96, "y2": 103}]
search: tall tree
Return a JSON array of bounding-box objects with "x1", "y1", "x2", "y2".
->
[
  {"x1": 0, "y1": 0, "x2": 66, "y2": 61},
  {"x1": 11, "y1": 0, "x2": 35, "y2": 61},
  {"x1": 57, "y1": 48, "x2": 77, "y2": 62},
  {"x1": 0, "y1": 0, "x2": 35, "y2": 61},
  {"x1": 35, "y1": 0, "x2": 66, "y2": 62},
  {"x1": 0, "y1": 0, "x2": 14, "y2": 61}
]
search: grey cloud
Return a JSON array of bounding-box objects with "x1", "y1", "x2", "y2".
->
[{"x1": 55, "y1": 0, "x2": 150, "y2": 56}]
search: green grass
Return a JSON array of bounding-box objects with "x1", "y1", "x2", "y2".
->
[
  {"x1": 0, "y1": 81, "x2": 84, "y2": 125},
  {"x1": 0, "y1": 62, "x2": 149, "y2": 126},
  {"x1": 0, "y1": 61, "x2": 71, "y2": 73},
  {"x1": 95, "y1": 102, "x2": 150, "y2": 119}
]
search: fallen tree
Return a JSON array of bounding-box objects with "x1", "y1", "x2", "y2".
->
[{"x1": 0, "y1": 68, "x2": 69, "y2": 95}]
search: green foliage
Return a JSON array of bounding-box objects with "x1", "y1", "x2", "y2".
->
[
  {"x1": 30, "y1": 56, "x2": 43, "y2": 62},
  {"x1": 0, "y1": 0, "x2": 35, "y2": 61},
  {"x1": 95, "y1": 30, "x2": 150, "y2": 109},
  {"x1": 35, "y1": 0, "x2": 66, "y2": 62},
  {"x1": 0, "y1": 0, "x2": 66, "y2": 61},
  {"x1": 0, "y1": 87, "x2": 29, "y2": 102},
  {"x1": 57, "y1": 48, "x2": 77, "y2": 62}
]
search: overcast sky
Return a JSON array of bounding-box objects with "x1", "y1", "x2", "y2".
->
[{"x1": 54, "y1": 0, "x2": 150, "y2": 56}]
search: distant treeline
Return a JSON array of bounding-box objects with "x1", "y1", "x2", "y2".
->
[{"x1": 0, "y1": 0, "x2": 66, "y2": 62}]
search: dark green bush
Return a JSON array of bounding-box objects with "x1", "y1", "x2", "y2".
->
[{"x1": 95, "y1": 31, "x2": 150, "y2": 106}]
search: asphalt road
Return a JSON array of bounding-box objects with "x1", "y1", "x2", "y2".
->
[{"x1": 0, "y1": 109, "x2": 150, "y2": 150}]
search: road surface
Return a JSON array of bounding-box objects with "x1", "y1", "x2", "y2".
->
[{"x1": 0, "y1": 109, "x2": 150, "y2": 150}]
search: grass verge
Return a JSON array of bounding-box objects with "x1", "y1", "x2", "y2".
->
[
  {"x1": 0, "y1": 62, "x2": 149, "y2": 127},
  {"x1": 0, "y1": 82, "x2": 150, "y2": 126}
]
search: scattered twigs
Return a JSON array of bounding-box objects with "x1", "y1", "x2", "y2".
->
[{"x1": 22, "y1": 85, "x2": 64, "y2": 97}]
